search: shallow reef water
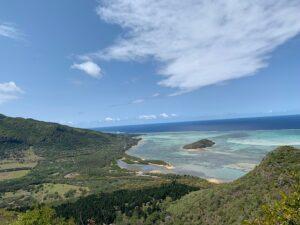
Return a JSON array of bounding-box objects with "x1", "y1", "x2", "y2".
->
[{"x1": 121, "y1": 129, "x2": 300, "y2": 182}]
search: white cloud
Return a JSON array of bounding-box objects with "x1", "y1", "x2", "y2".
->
[
  {"x1": 104, "y1": 117, "x2": 120, "y2": 122},
  {"x1": 132, "y1": 99, "x2": 144, "y2": 104},
  {"x1": 104, "y1": 117, "x2": 114, "y2": 122},
  {"x1": 152, "y1": 93, "x2": 160, "y2": 97},
  {"x1": 159, "y1": 113, "x2": 178, "y2": 118},
  {"x1": 159, "y1": 113, "x2": 169, "y2": 118},
  {"x1": 0, "y1": 22, "x2": 23, "y2": 40},
  {"x1": 139, "y1": 113, "x2": 177, "y2": 120},
  {"x1": 0, "y1": 82, "x2": 23, "y2": 104},
  {"x1": 0, "y1": 82, "x2": 23, "y2": 93},
  {"x1": 139, "y1": 114, "x2": 157, "y2": 120},
  {"x1": 71, "y1": 61, "x2": 102, "y2": 78},
  {"x1": 94, "y1": 0, "x2": 300, "y2": 93}
]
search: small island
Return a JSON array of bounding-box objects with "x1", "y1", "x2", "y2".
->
[{"x1": 183, "y1": 139, "x2": 215, "y2": 150}]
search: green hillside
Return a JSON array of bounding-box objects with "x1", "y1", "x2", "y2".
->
[
  {"x1": 164, "y1": 146, "x2": 300, "y2": 225},
  {"x1": 0, "y1": 114, "x2": 299, "y2": 225},
  {"x1": 105, "y1": 146, "x2": 299, "y2": 225},
  {"x1": 48, "y1": 146, "x2": 298, "y2": 225},
  {"x1": 0, "y1": 113, "x2": 135, "y2": 160},
  {"x1": 0, "y1": 114, "x2": 204, "y2": 210},
  {"x1": 0, "y1": 115, "x2": 149, "y2": 206},
  {"x1": 0, "y1": 114, "x2": 135, "y2": 205}
]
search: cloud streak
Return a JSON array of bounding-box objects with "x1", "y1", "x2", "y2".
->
[
  {"x1": 0, "y1": 82, "x2": 23, "y2": 104},
  {"x1": 139, "y1": 114, "x2": 157, "y2": 120},
  {"x1": 71, "y1": 61, "x2": 102, "y2": 78},
  {"x1": 131, "y1": 99, "x2": 144, "y2": 104},
  {"x1": 93, "y1": 0, "x2": 300, "y2": 92},
  {"x1": 159, "y1": 113, "x2": 177, "y2": 118},
  {"x1": 139, "y1": 113, "x2": 177, "y2": 120},
  {"x1": 104, "y1": 117, "x2": 120, "y2": 122},
  {"x1": 0, "y1": 22, "x2": 23, "y2": 40}
]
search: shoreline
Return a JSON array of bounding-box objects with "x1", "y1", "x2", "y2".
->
[
  {"x1": 118, "y1": 157, "x2": 227, "y2": 184},
  {"x1": 184, "y1": 148, "x2": 207, "y2": 152},
  {"x1": 147, "y1": 162, "x2": 175, "y2": 170},
  {"x1": 119, "y1": 157, "x2": 226, "y2": 184},
  {"x1": 125, "y1": 136, "x2": 175, "y2": 170},
  {"x1": 206, "y1": 178, "x2": 224, "y2": 184},
  {"x1": 123, "y1": 136, "x2": 227, "y2": 184}
]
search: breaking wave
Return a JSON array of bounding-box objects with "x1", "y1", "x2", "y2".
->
[{"x1": 227, "y1": 138, "x2": 300, "y2": 146}]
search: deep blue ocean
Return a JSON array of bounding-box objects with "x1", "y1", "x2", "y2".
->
[{"x1": 96, "y1": 114, "x2": 300, "y2": 133}]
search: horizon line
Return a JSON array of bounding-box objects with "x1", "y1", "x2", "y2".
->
[{"x1": 94, "y1": 113, "x2": 300, "y2": 129}]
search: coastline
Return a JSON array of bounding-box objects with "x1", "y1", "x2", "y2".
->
[
  {"x1": 122, "y1": 135, "x2": 269, "y2": 184},
  {"x1": 124, "y1": 136, "x2": 175, "y2": 169},
  {"x1": 122, "y1": 136, "x2": 227, "y2": 183},
  {"x1": 184, "y1": 148, "x2": 207, "y2": 152},
  {"x1": 147, "y1": 162, "x2": 175, "y2": 170},
  {"x1": 206, "y1": 178, "x2": 224, "y2": 184}
]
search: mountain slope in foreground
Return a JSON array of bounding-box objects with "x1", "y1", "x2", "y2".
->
[
  {"x1": 165, "y1": 146, "x2": 300, "y2": 225},
  {"x1": 0, "y1": 114, "x2": 299, "y2": 225},
  {"x1": 54, "y1": 146, "x2": 299, "y2": 225}
]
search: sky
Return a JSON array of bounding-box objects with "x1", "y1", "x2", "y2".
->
[{"x1": 0, "y1": 0, "x2": 300, "y2": 128}]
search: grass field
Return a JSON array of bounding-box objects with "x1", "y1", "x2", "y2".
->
[
  {"x1": 33, "y1": 183, "x2": 89, "y2": 202},
  {"x1": 1, "y1": 183, "x2": 90, "y2": 206},
  {"x1": 0, "y1": 170, "x2": 30, "y2": 181},
  {"x1": 0, "y1": 209, "x2": 18, "y2": 225},
  {"x1": 0, "y1": 149, "x2": 39, "y2": 181},
  {"x1": 0, "y1": 162, "x2": 37, "y2": 170}
]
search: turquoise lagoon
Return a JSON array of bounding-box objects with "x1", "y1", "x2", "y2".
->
[{"x1": 119, "y1": 129, "x2": 300, "y2": 182}]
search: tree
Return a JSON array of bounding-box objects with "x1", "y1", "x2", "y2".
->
[
  {"x1": 12, "y1": 206, "x2": 75, "y2": 225},
  {"x1": 243, "y1": 186, "x2": 300, "y2": 225}
]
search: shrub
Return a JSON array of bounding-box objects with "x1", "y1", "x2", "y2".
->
[{"x1": 12, "y1": 206, "x2": 75, "y2": 225}]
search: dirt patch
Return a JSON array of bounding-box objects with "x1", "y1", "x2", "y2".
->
[{"x1": 64, "y1": 172, "x2": 80, "y2": 179}]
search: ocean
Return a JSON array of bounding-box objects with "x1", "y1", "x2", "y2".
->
[
  {"x1": 96, "y1": 115, "x2": 300, "y2": 182},
  {"x1": 97, "y1": 115, "x2": 300, "y2": 133}
]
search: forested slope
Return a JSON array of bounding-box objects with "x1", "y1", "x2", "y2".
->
[
  {"x1": 0, "y1": 113, "x2": 136, "y2": 160},
  {"x1": 165, "y1": 146, "x2": 300, "y2": 225},
  {"x1": 52, "y1": 146, "x2": 300, "y2": 225},
  {"x1": 0, "y1": 114, "x2": 205, "y2": 211},
  {"x1": 1, "y1": 114, "x2": 299, "y2": 225},
  {"x1": 0, "y1": 114, "x2": 139, "y2": 205}
]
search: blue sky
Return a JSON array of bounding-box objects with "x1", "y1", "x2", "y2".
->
[{"x1": 0, "y1": 0, "x2": 300, "y2": 128}]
